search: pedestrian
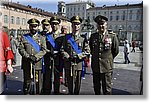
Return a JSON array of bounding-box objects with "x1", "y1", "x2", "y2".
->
[
  {"x1": 131, "y1": 40, "x2": 136, "y2": 52},
  {"x1": 10, "y1": 33, "x2": 17, "y2": 65},
  {"x1": 18, "y1": 18, "x2": 47, "y2": 95},
  {"x1": 89, "y1": 15, "x2": 119, "y2": 95},
  {"x1": 62, "y1": 16, "x2": 90, "y2": 95},
  {"x1": 0, "y1": 24, "x2": 14, "y2": 94},
  {"x1": 124, "y1": 39, "x2": 130, "y2": 64}
]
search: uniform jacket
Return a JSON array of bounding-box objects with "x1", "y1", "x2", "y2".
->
[
  {"x1": 89, "y1": 31, "x2": 119, "y2": 73},
  {"x1": 18, "y1": 33, "x2": 47, "y2": 70},
  {"x1": 41, "y1": 31, "x2": 63, "y2": 66},
  {"x1": 0, "y1": 32, "x2": 14, "y2": 72},
  {"x1": 62, "y1": 33, "x2": 89, "y2": 70}
]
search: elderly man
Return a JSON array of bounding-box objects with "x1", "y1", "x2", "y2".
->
[{"x1": 89, "y1": 15, "x2": 119, "y2": 95}]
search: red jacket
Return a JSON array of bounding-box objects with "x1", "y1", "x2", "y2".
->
[{"x1": 0, "y1": 31, "x2": 14, "y2": 72}]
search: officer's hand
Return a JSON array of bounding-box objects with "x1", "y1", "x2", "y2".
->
[
  {"x1": 30, "y1": 55, "x2": 37, "y2": 63},
  {"x1": 61, "y1": 51, "x2": 70, "y2": 59},
  {"x1": 53, "y1": 50, "x2": 59, "y2": 58},
  {"x1": 78, "y1": 52, "x2": 86, "y2": 60}
]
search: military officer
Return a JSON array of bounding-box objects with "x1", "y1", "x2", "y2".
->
[
  {"x1": 40, "y1": 19, "x2": 52, "y2": 94},
  {"x1": 47, "y1": 16, "x2": 63, "y2": 94},
  {"x1": 18, "y1": 18, "x2": 47, "y2": 95},
  {"x1": 89, "y1": 15, "x2": 119, "y2": 95},
  {"x1": 62, "y1": 16, "x2": 90, "y2": 95}
]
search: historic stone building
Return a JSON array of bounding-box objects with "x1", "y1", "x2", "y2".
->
[
  {"x1": 86, "y1": 3, "x2": 143, "y2": 41},
  {"x1": 0, "y1": 0, "x2": 70, "y2": 36},
  {"x1": 60, "y1": 1, "x2": 143, "y2": 41}
]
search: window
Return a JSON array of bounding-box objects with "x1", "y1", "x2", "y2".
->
[
  {"x1": 129, "y1": 14, "x2": 132, "y2": 20},
  {"x1": 128, "y1": 25, "x2": 132, "y2": 30},
  {"x1": 16, "y1": 17, "x2": 20, "y2": 25},
  {"x1": 109, "y1": 25, "x2": 112, "y2": 29},
  {"x1": 116, "y1": 15, "x2": 119, "y2": 21},
  {"x1": 130, "y1": 10, "x2": 132, "y2": 13},
  {"x1": 122, "y1": 15, "x2": 125, "y2": 21},
  {"x1": 93, "y1": 16, "x2": 95, "y2": 20},
  {"x1": 122, "y1": 25, "x2": 125, "y2": 30},
  {"x1": 136, "y1": 10, "x2": 141, "y2": 20},
  {"x1": 74, "y1": 7, "x2": 76, "y2": 11},
  {"x1": 115, "y1": 25, "x2": 118, "y2": 31},
  {"x1": 4, "y1": 15, "x2": 8, "y2": 23},
  {"x1": 83, "y1": 6, "x2": 84, "y2": 10},
  {"x1": 11, "y1": 16, "x2": 15, "y2": 24},
  {"x1": 110, "y1": 16, "x2": 113, "y2": 21},
  {"x1": 134, "y1": 25, "x2": 139, "y2": 30},
  {"x1": 22, "y1": 18, "x2": 26, "y2": 25}
]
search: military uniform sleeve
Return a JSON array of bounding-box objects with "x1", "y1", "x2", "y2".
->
[
  {"x1": 89, "y1": 34, "x2": 93, "y2": 54},
  {"x1": 111, "y1": 34, "x2": 119, "y2": 58},
  {"x1": 35, "y1": 36, "x2": 47, "y2": 60},
  {"x1": 83, "y1": 37, "x2": 90, "y2": 53},
  {"x1": 78, "y1": 37, "x2": 90, "y2": 60},
  {"x1": 18, "y1": 35, "x2": 30, "y2": 58}
]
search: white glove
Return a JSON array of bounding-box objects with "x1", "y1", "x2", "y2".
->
[
  {"x1": 62, "y1": 52, "x2": 70, "y2": 59},
  {"x1": 78, "y1": 52, "x2": 86, "y2": 60}
]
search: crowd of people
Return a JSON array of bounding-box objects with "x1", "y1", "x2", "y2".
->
[{"x1": 0, "y1": 15, "x2": 120, "y2": 95}]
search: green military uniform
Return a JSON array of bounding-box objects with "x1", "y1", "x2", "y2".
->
[
  {"x1": 18, "y1": 18, "x2": 47, "y2": 95},
  {"x1": 89, "y1": 15, "x2": 119, "y2": 95},
  {"x1": 62, "y1": 16, "x2": 89, "y2": 95},
  {"x1": 40, "y1": 19, "x2": 53, "y2": 94},
  {"x1": 48, "y1": 16, "x2": 63, "y2": 94}
]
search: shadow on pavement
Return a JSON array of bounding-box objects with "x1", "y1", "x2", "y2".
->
[{"x1": 112, "y1": 88, "x2": 131, "y2": 95}]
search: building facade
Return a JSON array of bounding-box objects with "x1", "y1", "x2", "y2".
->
[
  {"x1": 87, "y1": 3, "x2": 143, "y2": 41},
  {"x1": 65, "y1": 0, "x2": 95, "y2": 20},
  {"x1": 0, "y1": 0, "x2": 70, "y2": 36}
]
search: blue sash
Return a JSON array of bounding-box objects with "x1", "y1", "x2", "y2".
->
[
  {"x1": 66, "y1": 34, "x2": 82, "y2": 54},
  {"x1": 66, "y1": 34, "x2": 85, "y2": 77},
  {"x1": 24, "y1": 34, "x2": 45, "y2": 73},
  {"x1": 46, "y1": 33, "x2": 58, "y2": 50}
]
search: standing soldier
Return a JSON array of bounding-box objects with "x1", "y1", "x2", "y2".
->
[
  {"x1": 43, "y1": 16, "x2": 62, "y2": 94},
  {"x1": 40, "y1": 19, "x2": 52, "y2": 95},
  {"x1": 89, "y1": 15, "x2": 119, "y2": 95},
  {"x1": 18, "y1": 18, "x2": 47, "y2": 95},
  {"x1": 62, "y1": 16, "x2": 90, "y2": 95}
]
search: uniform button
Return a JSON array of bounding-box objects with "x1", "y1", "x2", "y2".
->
[{"x1": 99, "y1": 58, "x2": 101, "y2": 60}]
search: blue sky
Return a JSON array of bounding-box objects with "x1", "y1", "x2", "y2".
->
[{"x1": 11, "y1": 0, "x2": 143, "y2": 13}]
